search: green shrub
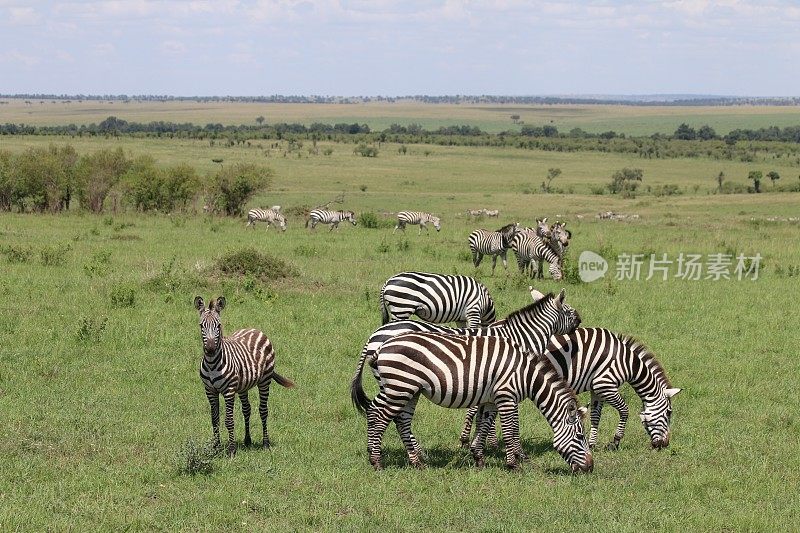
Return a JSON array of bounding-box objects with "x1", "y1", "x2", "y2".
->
[
  {"x1": 354, "y1": 144, "x2": 378, "y2": 157},
  {"x1": 2, "y1": 244, "x2": 33, "y2": 263},
  {"x1": 76, "y1": 316, "x2": 107, "y2": 343},
  {"x1": 110, "y1": 284, "x2": 136, "y2": 308},
  {"x1": 359, "y1": 211, "x2": 392, "y2": 229},
  {"x1": 176, "y1": 438, "x2": 218, "y2": 476},
  {"x1": 212, "y1": 248, "x2": 297, "y2": 281},
  {"x1": 40, "y1": 243, "x2": 72, "y2": 266},
  {"x1": 207, "y1": 163, "x2": 272, "y2": 216}
]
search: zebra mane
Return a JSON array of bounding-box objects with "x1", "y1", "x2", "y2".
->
[
  {"x1": 529, "y1": 349, "x2": 577, "y2": 403},
  {"x1": 495, "y1": 223, "x2": 517, "y2": 233},
  {"x1": 620, "y1": 335, "x2": 672, "y2": 388},
  {"x1": 504, "y1": 293, "x2": 554, "y2": 323}
]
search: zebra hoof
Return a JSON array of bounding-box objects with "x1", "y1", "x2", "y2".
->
[
  {"x1": 262, "y1": 439, "x2": 271, "y2": 449},
  {"x1": 505, "y1": 462, "x2": 521, "y2": 472},
  {"x1": 473, "y1": 457, "x2": 485, "y2": 469},
  {"x1": 460, "y1": 438, "x2": 471, "y2": 449},
  {"x1": 370, "y1": 457, "x2": 383, "y2": 471},
  {"x1": 519, "y1": 451, "x2": 529, "y2": 462},
  {"x1": 243, "y1": 436, "x2": 252, "y2": 447},
  {"x1": 227, "y1": 444, "x2": 237, "y2": 457},
  {"x1": 605, "y1": 441, "x2": 620, "y2": 451}
]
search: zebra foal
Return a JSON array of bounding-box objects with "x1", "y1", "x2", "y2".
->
[
  {"x1": 246, "y1": 207, "x2": 286, "y2": 232},
  {"x1": 393, "y1": 211, "x2": 441, "y2": 235},
  {"x1": 305, "y1": 209, "x2": 357, "y2": 231},
  {"x1": 195, "y1": 296, "x2": 295, "y2": 456}
]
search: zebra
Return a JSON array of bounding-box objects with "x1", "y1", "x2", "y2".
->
[
  {"x1": 468, "y1": 222, "x2": 521, "y2": 275},
  {"x1": 350, "y1": 330, "x2": 593, "y2": 472},
  {"x1": 305, "y1": 209, "x2": 357, "y2": 231},
  {"x1": 246, "y1": 207, "x2": 286, "y2": 232},
  {"x1": 511, "y1": 230, "x2": 563, "y2": 280},
  {"x1": 393, "y1": 211, "x2": 441, "y2": 235},
  {"x1": 535, "y1": 217, "x2": 551, "y2": 239},
  {"x1": 360, "y1": 287, "x2": 581, "y2": 446},
  {"x1": 379, "y1": 272, "x2": 496, "y2": 328},
  {"x1": 462, "y1": 327, "x2": 681, "y2": 451},
  {"x1": 532, "y1": 221, "x2": 570, "y2": 278},
  {"x1": 194, "y1": 296, "x2": 295, "y2": 456}
]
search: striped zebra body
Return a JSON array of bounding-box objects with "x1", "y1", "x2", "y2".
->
[
  {"x1": 511, "y1": 230, "x2": 563, "y2": 280},
  {"x1": 536, "y1": 221, "x2": 571, "y2": 278},
  {"x1": 351, "y1": 332, "x2": 592, "y2": 472},
  {"x1": 379, "y1": 271, "x2": 496, "y2": 328},
  {"x1": 468, "y1": 222, "x2": 520, "y2": 275},
  {"x1": 394, "y1": 211, "x2": 441, "y2": 235},
  {"x1": 305, "y1": 209, "x2": 357, "y2": 231},
  {"x1": 246, "y1": 208, "x2": 286, "y2": 232},
  {"x1": 544, "y1": 328, "x2": 680, "y2": 450},
  {"x1": 195, "y1": 296, "x2": 295, "y2": 456}
]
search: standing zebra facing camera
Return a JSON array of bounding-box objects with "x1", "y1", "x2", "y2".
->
[
  {"x1": 305, "y1": 209, "x2": 357, "y2": 231},
  {"x1": 511, "y1": 229, "x2": 563, "y2": 280},
  {"x1": 194, "y1": 296, "x2": 295, "y2": 457},
  {"x1": 351, "y1": 331, "x2": 593, "y2": 472},
  {"x1": 246, "y1": 207, "x2": 286, "y2": 232},
  {"x1": 393, "y1": 211, "x2": 441, "y2": 235},
  {"x1": 468, "y1": 222, "x2": 521, "y2": 275},
  {"x1": 379, "y1": 271, "x2": 496, "y2": 328}
]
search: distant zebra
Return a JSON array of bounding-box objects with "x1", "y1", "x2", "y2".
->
[
  {"x1": 393, "y1": 211, "x2": 441, "y2": 235},
  {"x1": 462, "y1": 328, "x2": 681, "y2": 451},
  {"x1": 351, "y1": 331, "x2": 592, "y2": 472},
  {"x1": 246, "y1": 208, "x2": 286, "y2": 232},
  {"x1": 483, "y1": 209, "x2": 500, "y2": 217},
  {"x1": 194, "y1": 296, "x2": 295, "y2": 456},
  {"x1": 305, "y1": 209, "x2": 357, "y2": 231},
  {"x1": 379, "y1": 272, "x2": 495, "y2": 328},
  {"x1": 511, "y1": 230, "x2": 563, "y2": 280},
  {"x1": 468, "y1": 222, "x2": 520, "y2": 275}
]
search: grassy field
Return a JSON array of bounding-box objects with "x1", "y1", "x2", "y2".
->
[
  {"x1": 3, "y1": 98, "x2": 800, "y2": 135},
  {"x1": 1, "y1": 132, "x2": 800, "y2": 530}
]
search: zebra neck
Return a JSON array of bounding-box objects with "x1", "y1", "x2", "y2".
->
[
  {"x1": 523, "y1": 356, "x2": 567, "y2": 430},
  {"x1": 627, "y1": 355, "x2": 666, "y2": 402},
  {"x1": 501, "y1": 311, "x2": 553, "y2": 353},
  {"x1": 203, "y1": 344, "x2": 227, "y2": 368}
]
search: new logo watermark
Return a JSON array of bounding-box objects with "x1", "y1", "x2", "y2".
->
[{"x1": 578, "y1": 251, "x2": 761, "y2": 282}]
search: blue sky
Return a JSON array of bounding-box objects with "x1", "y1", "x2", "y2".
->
[{"x1": 1, "y1": 0, "x2": 798, "y2": 96}]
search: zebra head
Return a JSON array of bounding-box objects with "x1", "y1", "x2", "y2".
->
[
  {"x1": 552, "y1": 399, "x2": 593, "y2": 473},
  {"x1": 497, "y1": 222, "x2": 520, "y2": 247},
  {"x1": 535, "y1": 218, "x2": 551, "y2": 239},
  {"x1": 431, "y1": 216, "x2": 441, "y2": 232},
  {"x1": 276, "y1": 214, "x2": 287, "y2": 232},
  {"x1": 528, "y1": 287, "x2": 581, "y2": 334},
  {"x1": 345, "y1": 211, "x2": 357, "y2": 225},
  {"x1": 194, "y1": 296, "x2": 226, "y2": 355},
  {"x1": 551, "y1": 222, "x2": 571, "y2": 248},
  {"x1": 640, "y1": 387, "x2": 682, "y2": 449}
]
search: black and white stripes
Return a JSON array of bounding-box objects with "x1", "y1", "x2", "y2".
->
[
  {"x1": 394, "y1": 211, "x2": 441, "y2": 234},
  {"x1": 195, "y1": 296, "x2": 295, "y2": 456},
  {"x1": 379, "y1": 272, "x2": 496, "y2": 328},
  {"x1": 305, "y1": 209, "x2": 357, "y2": 230},
  {"x1": 246, "y1": 207, "x2": 287, "y2": 231},
  {"x1": 511, "y1": 230, "x2": 563, "y2": 280},
  {"x1": 468, "y1": 222, "x2": 521, "y2": 275}
]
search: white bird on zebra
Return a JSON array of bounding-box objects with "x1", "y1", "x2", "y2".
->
[
  {"x1": 194, "y1": 296, "x2": 295, "y2": 456},
  {"x1": 351, "y1": 324, "x2": 593, "y2": 472},
  {"x1": 462, "y1": 327, "x2": 681, "y2": 452},
  {"x1": 305, "y1": 209, "x2": 357, "y2": 231},
  {"x1": 246, "y1": 207, "x2": 287, "y2": 232},
  {"x1": 468, "y1": 222, "x2": 521, "y2": 275},
  {"x1": 379, "y1": 271, "x2": 495, "y2": 328},
  {"x1": 393, "y1": 211, "x2": 441, "y2": 235}
]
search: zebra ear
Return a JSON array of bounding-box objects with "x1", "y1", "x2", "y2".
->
[
  {"x1": 577, "y1": 406, "x2": 588, "y2": 418},
  {"x1": 554, "y1": 288, "x2": 566, "y2": 309},
  {"x1": 528, "y1": 286, "x2": 545, "y2": 302},
  {"x1": 215, "y1": 296, "x2": 226, "y2": 312},
  {"x1": 194, "y1": 296, "x2": 205, "y2": 312},
  {"x1": 665, "y1": 387, "x2": 682, "y2": 398}
]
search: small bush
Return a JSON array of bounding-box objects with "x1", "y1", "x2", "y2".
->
[
  {"x1": 376, "y1": 240, "x2": 391, "y2": 254},
  {"x1": 40, "y1": 243, "x2": 72, "y2": 266},
  {"x1": 110, "y1": 284, "x2": 136, "y2": 308},
  {"x1": 176, "y1": 438, "x2": 218, "y2": 476},
  {"x1": 207, "y1": 163, "x2": 272, "y2": 216},
  {"x1": 560, "y1": 255, "x2": 583, "y2": 285},
  {"x1": 285, "y1": 205, "x2": 310, "y2": 218},
  {"x1": 396, "y1": 240, "x2": 410, "y2": 252},
  {"x1": 322, "y1": 148, "x2": 334, "y2": 156},
  {"x1": 76, "y1": 316, "x2": 107, "y2": 343},
  {"x1": 589, "y1": 185, "x2": 606, "y2": 195},
  {"x1": 143, "y1": 256, "x2": 207, "y2": 294},
  {"x1": 212, "y1": 248, "x2": 298, "y2": 281},
  {"x1": 2, "y1": 245, "x2": 33, "y2": 263},
  {"x1": 359, "y1": 211, "x2": 392, "y2": 229},
  {"x1": 359, "y1": 185, "x2": 368, "y2": 192},
  {"x1": 354, "y1": 144, "x2": 378, "y2": 157}
]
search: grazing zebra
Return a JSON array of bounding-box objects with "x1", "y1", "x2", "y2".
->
[
  {"x1": 194, "y1": 296, "x2": 295, "y2": 456},
  {"x1": 379, "y1": 272, "x2": 495, "y2": 328},
  {"x1": 246, "y1": 208, "x2": 287, "y2": 232},
  {"x1": 468, "y1": 222, "x2": 521, "y2": 275},
  {"x1": 351, "y1": 330, "x2": 593, "y2": 472},
  {"x1": 305, "y1": 209, "x2": 357, "y2": 231},
  {"x1": 511, "y1": 230, "x2": 563, "y2": 280},
  {"x1": 483, "y1": 209, "x2": 500, "y2": 217},
  {"x1": 462, "y1": 327, "x2": 681, "y2": 451},
  {"x1": 393, "y1": 211, "x2": 441, "y2": 235}
]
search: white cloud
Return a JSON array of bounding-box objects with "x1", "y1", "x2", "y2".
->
[
  {"x1": 0, "y1": 49, "x2": 40, "y2": 66},
  {"x1": 162, "y1": 40, "x2": 187, "y2": 55},
  {"x1": 91, "y1": 43, "x2": 116, "y2": 57},
  {"x1": 7, "y1": 6, "x2": 40, "y2": 24}
]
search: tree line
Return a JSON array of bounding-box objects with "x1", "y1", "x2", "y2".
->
[{"x1": 0, "y1": 145, "x2": 271, "y2": 215}]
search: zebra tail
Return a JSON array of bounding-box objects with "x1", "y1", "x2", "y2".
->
[
  {"x1": 273, "y1": 372, "x2": 296, "y2": 388},
  {"x1": 305, "y1": 217, "x2": 310, "y2": 228},
  {"x1": 350, "y1": 351, "x2": 371, "y2": 416}
]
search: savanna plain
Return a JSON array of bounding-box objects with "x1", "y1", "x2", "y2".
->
[{"x1": 0, "y1": 101, "x2": 799, "y2": 531}]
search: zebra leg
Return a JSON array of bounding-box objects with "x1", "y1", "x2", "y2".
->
[
  {"x1": 239, "y1": 391, "x2": 252, "y2": 447},
  {"x1": 206, "y1": 388, "x2": 221, "y2": 450},
  {"x1": 480, "y1": 409, "x2": 503, "y2": 450},
  {"x1": 394, "y1": 396, "x2": 424, "y2": 468},
  {"x1": 537, "y1": 259, "x2": 544, "y2": 279},
  {"x1": 501, "y1": 250, "x2": 509, "y2": 272},
  {"x1": 223, "y1": 390, "x2": 237, "y2": 457},
  {"x1": 257, "y1": 379, "x2": 272, "y2": 448},
  {"x1": 366, "y1": 394, "x2": 403, "y2": 470},
  {"x1": 471, "y1": 405, "x2": 496, "y2": 468},
  {"x1": 473, "y1": 251, "x2": 483, "y2": 267},
  {"x1": 329, "y1": 222, "x2": 339, "y2": 232},
  {"x1": 460, "y1": 406, "x2": 479, "y2": 448},
  {"x1": 496, "y1": 398, "x2": 523, "y2": 470},
  {"x1": 598, "y1": 388, "x2": 628, "y2": 450},
  {"x1": 588, "y1": 393, "x2": 603, "y2": 450},
  {"x1": 491, "y1": 254, "x2": 498, "y2": 275}
]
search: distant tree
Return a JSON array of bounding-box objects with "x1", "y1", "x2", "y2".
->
[
  {"x1": 716, "y1": 171, "x2": 725, "y2": 192},
  {"x1": 510, "y1": 114, "x2": 520, "y2": 124},
  {"x1": 767, "y1": 170, "x2": 780, "y2": 187},
  {"x1": 748, "y1": 170, "x2": 763, "y2": 193},
  {"x1": 208, "y1": 163, "x2": 272, "y2": 216},
  {"x1": 697, "y1": 124, "x2": 717, "y2": 140},
  {"x1": 545, "y1": 167, "x2": 562, "y2": 192},
  {"x1": 608, "y1": 167, "x2": 643, "y2": 198},
  {"x1": 76, "y1": 147, "x2": 131, "y2": 212},
  {"x1": 256, "y1": 116, "x2": 265, "y2": 125},
  {"x1": 674, "y1": 123, "x2": 697, "y2": 140}
]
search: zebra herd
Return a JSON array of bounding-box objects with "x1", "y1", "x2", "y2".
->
[{"x1": 194, "y1": 269, "x2": 679, "y2": 473}]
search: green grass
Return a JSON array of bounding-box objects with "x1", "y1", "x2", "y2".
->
[
  {"x1": 1, "y1": 135, "x2": 799, "y2": 530},
  {"x1": 3, "y1": 98, "x2": 800, "y2": 135}
]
